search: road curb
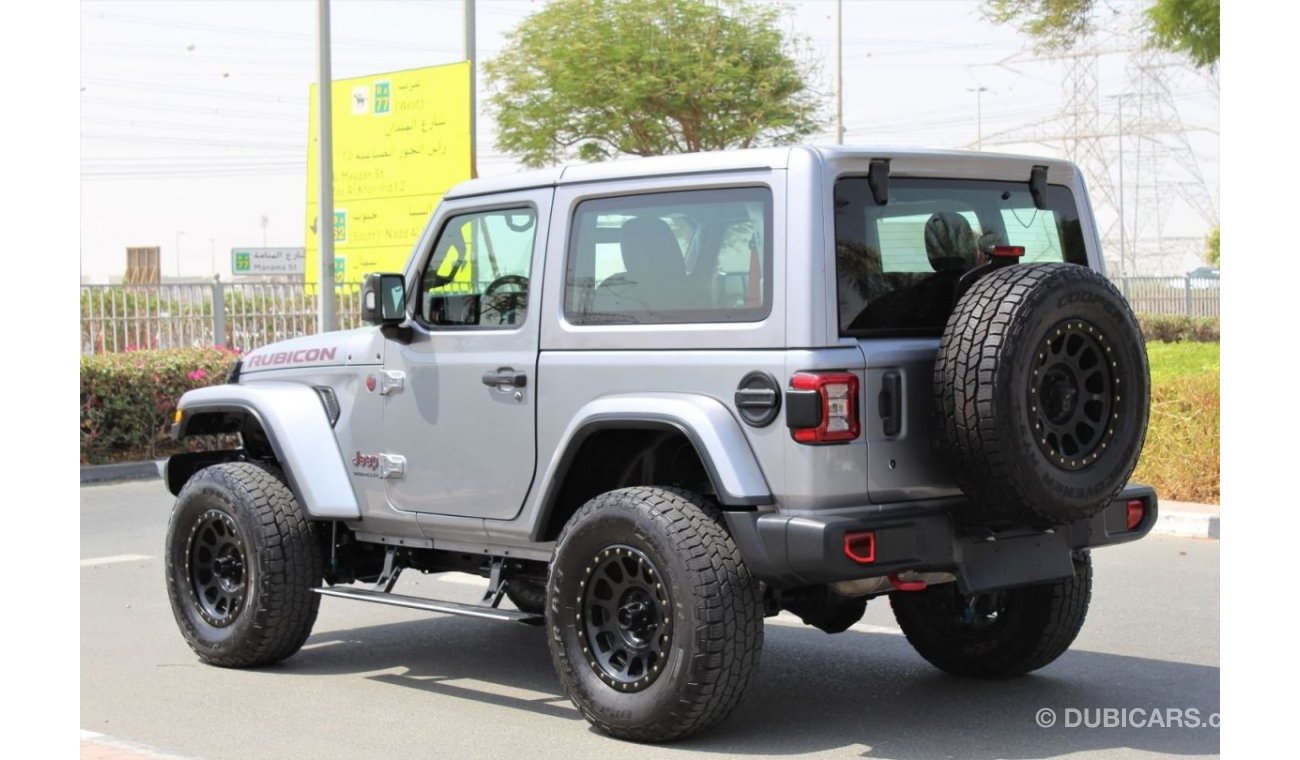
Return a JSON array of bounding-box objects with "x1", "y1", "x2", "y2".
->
[
  {"x1": 1152, "y1": 509, "x2": 1220, "y2": 540},
  {"x1": 80, "y1": 460, "x2": 164, "y2": 486}
]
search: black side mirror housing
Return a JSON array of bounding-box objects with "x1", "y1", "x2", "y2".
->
[{"x1": 362, "y1": 273, "x2": 407, "y2": 326}]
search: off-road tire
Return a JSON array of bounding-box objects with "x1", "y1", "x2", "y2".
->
[
  {"x1": 890, "y1": 552, "x2": 1092, "y2": 678},
  {"x1": 936, "y1": 263, "x2": 1150, "y2": 528},
  {"x1": 505, "y1": 575, "x2": 547, "y2": 615},
  {"x1": 165, "y1": 461, "x2": 323, "y2": 667},
  {"x1": 547, "y1": 487, "x2": 764, "y2": 742}
]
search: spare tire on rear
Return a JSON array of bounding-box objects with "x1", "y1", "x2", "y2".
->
[{"x1": 934, "y1": 263, "x2": 1149, "y2": 528}]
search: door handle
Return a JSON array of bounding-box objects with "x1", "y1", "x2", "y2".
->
[
  {"x1": 481, "y1": 367, "x2": 527, "y2": 388},
  {"x1": 879, "y1": 370, "x2": 901, "y2": 437}
]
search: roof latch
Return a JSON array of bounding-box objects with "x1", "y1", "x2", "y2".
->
[{"x1": 868, "y1": 158, "x2": 891, "y2": 206}]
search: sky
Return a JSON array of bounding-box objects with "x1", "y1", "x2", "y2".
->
[{"x1": 78, "y1": 0, "x2": 1220, "y2": 282}]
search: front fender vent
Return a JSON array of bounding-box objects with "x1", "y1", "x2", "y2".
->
[{"x1": 314, "y1": 386, "x2": 341, "y2": 427}]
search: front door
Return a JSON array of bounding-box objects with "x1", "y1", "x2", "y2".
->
[{"x1": 381, "y1": 190, "x2": 552, "y2": 519}]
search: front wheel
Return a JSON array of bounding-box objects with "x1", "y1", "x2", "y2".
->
[
  {"x1": 889, "y1": 552, "x2": 1092, "y2": 678},
  {"x1": 165, "y1": 462, "x2": 323, "y2": 667},
  {"x1": 547, "y1": 487, "x2": 763, "y2": 742}
]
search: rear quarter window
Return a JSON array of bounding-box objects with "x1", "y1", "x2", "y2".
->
[{"x1": 564, "y1": 186, "x2": 773, "y2": 326}]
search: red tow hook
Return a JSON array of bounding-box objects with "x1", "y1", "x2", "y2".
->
[{"x1": 888, "y1": 573, "x2": 927, "y2": 592}]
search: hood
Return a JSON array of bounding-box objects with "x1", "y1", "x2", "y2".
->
[{"x1": 242, "y1": 327, "x2": 385, "y2": 373}]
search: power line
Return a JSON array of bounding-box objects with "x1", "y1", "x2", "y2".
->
[
  {"x1": 80, "y1": 97, "x2": 306, "y2": 122},
  {"x1": 82, "y1": 116, "x2": 303, "y2": 138}
]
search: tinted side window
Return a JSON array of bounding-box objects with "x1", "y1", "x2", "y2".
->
[
  {"x1": 834, "y1": 178, "x2": 1086, "y2": 335},
  {"x1": 565, "y1": 187, "x2": 772, "y2": 325},
  {"x1": 416, "y1": 208, "x2": 537, "y2": 328}
]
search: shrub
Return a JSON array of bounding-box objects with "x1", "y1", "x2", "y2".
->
[
  {"x1": 1138, "y1": 314, "x2": 1219, "y2": 343},
  {"x1": 81, "y1": 347, "x2": 239, "y2": 464},
  {"x1": 1131, "y1": 371, "x2": 1220, "y2": 504}
]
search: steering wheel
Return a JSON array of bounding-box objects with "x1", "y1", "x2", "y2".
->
[
  {"x1": 504, "y1": 214, "x2": 535, "y2": 233},
  {"x1": 484, "y1": 274, "x2": 529, "y2": 296},
  {"x1": 481, "y1": 275, "x2": 529, "y2": 326}
]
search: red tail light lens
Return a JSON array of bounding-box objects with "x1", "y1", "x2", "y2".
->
[
  {"x1": 790, "y1": 372, "x2": 860, "y2": 444},
  {"x1": 1126, "y1": 499, "x2": 1145, "y2": 531}
]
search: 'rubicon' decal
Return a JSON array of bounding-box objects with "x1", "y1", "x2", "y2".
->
[{"x1": 245, "y1": 346, "x2": 338, "y2": 369}]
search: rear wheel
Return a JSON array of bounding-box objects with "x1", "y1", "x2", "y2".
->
[
  {"x1": 889, "y1": 553, "x2": 1092, "y2": 678},
  {"x1": 165, "y1": 462, "x2": 322, "y2": 667},
  {"x1": 547, "y1": 487, "x2": 763, "y2": 742}
]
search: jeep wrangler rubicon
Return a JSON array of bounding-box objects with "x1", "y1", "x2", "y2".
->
[{"x1": 164, "y1": 146, "x2": 1154, "y2": 742}]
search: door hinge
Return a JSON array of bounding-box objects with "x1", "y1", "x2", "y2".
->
[
  {"x1": 378, "y1": 453, "x2": 406, "y2": 479},
  {"x1": 380, "y1": 370, "x2": 405, "y2": 396}
]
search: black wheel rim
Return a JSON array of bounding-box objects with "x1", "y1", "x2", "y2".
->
[
  {"x1": 578, "y1": 545, "x2": 672, "y2": 693},
  {"x1": 185, "y1": 509, "x2": 247, "y2": 627},
  {"x1": 1028, "y1": 320, "x2": 1121, "y2": 470}
]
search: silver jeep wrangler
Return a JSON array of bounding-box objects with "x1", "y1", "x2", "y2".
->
[{"x1": 164, "y1": 146, "x2": 1155, "y2": 742}]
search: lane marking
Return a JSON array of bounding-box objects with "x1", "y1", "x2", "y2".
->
[
  {"x1": 81, "y1": 730, "x2": 196, "y2": 760},
  {"x1": 81, "y1": 554, "x2": 152, "y2": 567}
]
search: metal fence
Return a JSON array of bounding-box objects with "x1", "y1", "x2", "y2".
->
[
  {"x1": 1115, "y1": 276, "x2": 1219, "y2": 318},
  {"x1": 80, "y1": 275, "x2": 1220, "y2": 355},
  {"x1": 80, "y1": 281, "x2": 366, "y2": 354}
]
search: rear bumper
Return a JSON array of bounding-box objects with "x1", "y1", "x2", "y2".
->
[{"x1": 724, "y1": 485, "x2": 1157, "y2": 594}]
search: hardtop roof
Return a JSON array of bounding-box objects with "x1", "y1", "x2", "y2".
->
[{"x1": 444, "y1": 145, "x2": 1079, "y2": 199}]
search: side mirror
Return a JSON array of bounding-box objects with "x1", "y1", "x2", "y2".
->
[{"x1": 361, "y1": 273, "x2": 407, "y2": 326}]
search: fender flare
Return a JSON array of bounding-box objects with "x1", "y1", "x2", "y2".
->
[
  {"x1": 171, "y1": 382, "x2": 360, "y2": 519},
  {"x1": 531, "y1": 393, "x2": 774, "y2": 540}
]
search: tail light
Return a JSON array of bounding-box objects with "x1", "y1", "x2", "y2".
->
[
  {"x1": 1126, "y1": 499, "x2": 1145, "y2": 531},
  {"x1": 788, "y1": 372, "x2": 860, "y2": 444}
]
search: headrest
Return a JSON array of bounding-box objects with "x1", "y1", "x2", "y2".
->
[
  {"x1": 924, "y1": 212, "x2": 978, "y2": 273},
  {"x1": 619, "y1": 216, "x2": 684, "y2": 280}
]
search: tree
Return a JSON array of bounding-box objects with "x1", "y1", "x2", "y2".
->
[
  {"x1": 1204, "y1": 225, "x2": 1219, "y2": 267},
  {"x1": 485, "y1": 0, "x2": 821, "y2": 168},
  {"x1": 982, "y1": 0, "x2": 1099, "y2": 52},
  {"x1": 1146, "y1": 0, "x2": 1219, "y2": 69},
  {"x1": 982, "y1": 0, "x2": 1219, "y2": 68}
]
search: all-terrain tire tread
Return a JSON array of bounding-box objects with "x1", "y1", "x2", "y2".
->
[
  {"x1": 550, "y1": 486, "x2": 763, "y2": 742},
  {"x1": 169, "y1": 461, "x2": 322, "y2": 668},
  {"x1": 935, "y1": 263, "x2": 1145, "y2": 526},
  {"x1": 890, "y1": 553, "x2": 1093, "y2": 678}
]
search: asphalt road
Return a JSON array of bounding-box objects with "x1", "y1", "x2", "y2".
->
[{"x1": 81, "y1": 480, "x2": 1219, "y2": 759}]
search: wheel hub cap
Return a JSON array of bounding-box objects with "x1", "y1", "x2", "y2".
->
[{"x1": 579, "y1": 545, "x2": 671, "y2": 693}]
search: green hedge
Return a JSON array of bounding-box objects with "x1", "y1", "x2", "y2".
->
[
  {"x1": 80, "y1": 347, "x2": 239, "y2": 464},
  {"x1": 1138, "y1": 314, "x2": 1219, "y2": 343}
]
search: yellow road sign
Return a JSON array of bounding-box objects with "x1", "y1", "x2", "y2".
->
[{"x1": 305, "y1": 62, "x2": 471, "y2": 285}]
